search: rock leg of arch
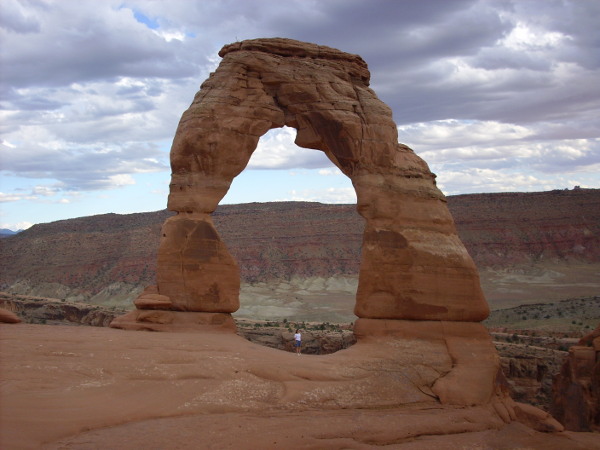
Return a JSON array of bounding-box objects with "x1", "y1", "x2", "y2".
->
[{"x1": 110, "y1": 39, "x2": 561, "y2": 427}]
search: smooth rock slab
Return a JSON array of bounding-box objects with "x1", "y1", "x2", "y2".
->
[{"x1": 1, "y1": 325, "x2": 582, "y2": 450}]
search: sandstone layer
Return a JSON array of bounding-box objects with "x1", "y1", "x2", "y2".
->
[
  {"x1": 123, "y1": 37, "x2": 488, "y2": 326},
  {"x1": 3, "y1": 325, "x2": 593, "y2": 450},
  {"x1": 0, "y1": 292, "x2": 117, "y2": 327},
  {"x1": 108, "y1": 38, "x2": 551, "y2": 426},
  {"x1": 0, "y1": 307, "x2": 20, "y2": 323}
]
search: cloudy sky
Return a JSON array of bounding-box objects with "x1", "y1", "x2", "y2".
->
[{"x1": 1, "y1": 0, "x2": 599, "y2": 230}]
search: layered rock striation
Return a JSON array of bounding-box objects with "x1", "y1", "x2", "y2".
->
[
  {"x1": 0, "y1": 293, "x2": 117, "y2": 327},
  {"x1": 2, "y1": 190, "x2": 598, "y2": 306}
]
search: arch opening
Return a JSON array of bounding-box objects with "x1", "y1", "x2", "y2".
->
[{"x1": 218, "y1": 126, "x2": 361, "y2": 326}]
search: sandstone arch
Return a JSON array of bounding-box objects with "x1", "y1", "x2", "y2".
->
[{"x1": 113, "y1": 37, "x2": 489, "y2": 331}]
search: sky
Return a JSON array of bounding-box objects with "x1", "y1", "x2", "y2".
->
[{"x1": 1, "y1": 0, "x2": 599, "y2": 231}]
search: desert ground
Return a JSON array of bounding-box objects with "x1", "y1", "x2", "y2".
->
[{"x1": 2, "y1": 323, "x2": 599, "y2": 449}]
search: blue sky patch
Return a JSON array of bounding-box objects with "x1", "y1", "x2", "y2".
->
[{"x1": 133, "y1": 10, "x2": 159, "y2": 29}]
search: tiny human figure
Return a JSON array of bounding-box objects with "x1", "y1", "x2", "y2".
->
[{"x1": 294, "y1": 329, "x2": 302, "y2": 355}]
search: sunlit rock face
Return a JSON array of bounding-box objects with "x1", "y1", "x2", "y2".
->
[{"x1": 115, "y1": 37, "x2": 489, "y2": 328}]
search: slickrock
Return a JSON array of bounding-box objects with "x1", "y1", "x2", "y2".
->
[
  {"x1": 3, "y1": 325, "x2": 597, "y2": 449},
  {"x1": 0, "y1": 294, "x2": 116, "y2": 327}
]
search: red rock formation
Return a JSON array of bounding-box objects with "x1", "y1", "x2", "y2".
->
[
  {"x1": 0, "y1": 294, "x2": 117, "y2": 327},
  {"x1": 2, "y1": 325, "x2": 591, "y2": 449},
  {"x1": 0, "y1": 307, "x2": 20, "y2": 323},
  {"x1": 551, "y1": 323, "x2": 600, "y2": 431},
  {"x1": 115, "y1": 37, "x2": 488, "y2": 329}
]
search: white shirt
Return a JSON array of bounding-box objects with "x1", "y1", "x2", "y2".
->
[{"x1": 294, "y1": 333, "x2": 301, "y2": 341}]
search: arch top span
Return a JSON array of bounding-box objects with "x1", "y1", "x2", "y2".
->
[
  {"x1": 218, "y1": 38, "x2": 371, "y2": 85},
  {"x1": 168, "y1": 38, "x2": 435, "y2": 211},
  {"x1": 114, "y1": 38, "x2": 489, "y2": 331}
]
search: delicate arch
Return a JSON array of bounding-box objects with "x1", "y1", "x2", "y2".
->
[{"x1": 121, "y1": 38, "x2": 489, "y2": 330}]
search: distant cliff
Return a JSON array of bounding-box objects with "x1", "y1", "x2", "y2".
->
[
  {"x1": 448, "y1": 188, "x2": 600, "y2": 266},
  {"x1": 0, "y1": 189, "x2": 598, "y2": 307}
]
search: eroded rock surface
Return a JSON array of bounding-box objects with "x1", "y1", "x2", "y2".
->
[
  {"x1": 2, "y1": 191, "x2": 599, "y2": 308},
  {"x1": 0, "y1": 293, "x2": 117, "y2": 327},
  {"x1": 0, "y1": 307, "x2": 20, "y2": 323}
]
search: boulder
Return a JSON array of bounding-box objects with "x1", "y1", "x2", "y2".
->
[{"x1": 0, "y1": 307, "x2": 21, "y2": 324}]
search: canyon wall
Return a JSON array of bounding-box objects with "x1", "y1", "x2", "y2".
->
[{"x1": 1, "y1": 189, "x2": 598, "y2": 308}]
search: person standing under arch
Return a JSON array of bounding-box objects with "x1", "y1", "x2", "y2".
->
[{"x1": 294, "y1": 329, "x2": 302, "y2": 355}]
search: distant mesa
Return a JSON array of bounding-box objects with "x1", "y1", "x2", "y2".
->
[{"x1": 0, "y1": 228, "x2": 21, "y2": 238}]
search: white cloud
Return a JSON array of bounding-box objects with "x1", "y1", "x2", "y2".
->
[
  {"x1": 247, "y1": 127, "x2": 331, "y2": 170},
  {"x1": 0, "y1": 221, "x2": 33, "y2": 231},
  {"x1": 433, "y1": 167, "x2": 597, "y2": 196},
  {"x1": 399, "y1": 120, "x2": 533, "y2": 151},
  {"x1": 402, "y1": 119, "x2": 599, "y2": 169},
  {"x1": 107, "y1": 174, "x2": 136, "y2": 187},
  {"x1": 152, "y1": 29, "x2": 186, "y2": 42},
  {"x1": 318, "y1": 168, "x2": 344, "y2": 176},
  {"x1": 285, "y1": 187, "x2": 356, "y2": 204},
  {"x1": 0, "y1": 192, "x2": 32, "y2": 203},
  {"x1": 501, "y1": 22, "x2": 569, "y2": 51},
  {"x1": 31, "y1": 186, "x2": 59, "y2": 197}
]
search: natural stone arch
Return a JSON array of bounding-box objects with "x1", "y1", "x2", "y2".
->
[{"x1": 113, "y1": 38, "x2": 489, "y2": 332}]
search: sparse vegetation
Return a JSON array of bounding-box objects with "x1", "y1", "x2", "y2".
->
[{"x1": 484, "y1": 296, "x2": 600, "y2": 333}]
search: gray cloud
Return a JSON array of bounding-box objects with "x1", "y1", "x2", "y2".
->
[
  {"x1": 1, "y1": 139, "x2": 168, "y2": 191},
  {"x1": 0, "y1": 0, "x2": 598, "y2": 213},
  {"x1": 0, "y1": 1, "x2": 205, "y2": 93},
  {"x1": 0, "y1": 0, "x2": 42, "y2": 34}
]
